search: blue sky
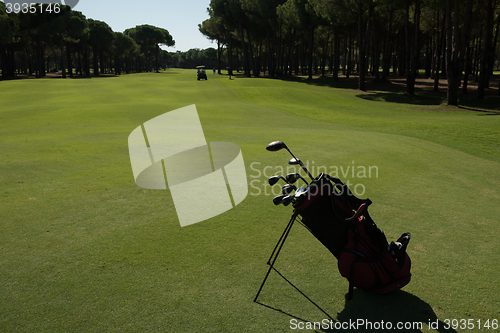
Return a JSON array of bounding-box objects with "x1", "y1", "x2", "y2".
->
[{"x1": 72, "y1": 0, "x2": 215, "y2": 52}]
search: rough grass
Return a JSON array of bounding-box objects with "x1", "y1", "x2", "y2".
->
[{"x1": 1, "y1": 70, "x2": 499, "y2": 332}]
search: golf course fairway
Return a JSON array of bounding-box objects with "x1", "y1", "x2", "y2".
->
[{"x1": 1, "y1": 69, "x2": 499, "y2": 332}]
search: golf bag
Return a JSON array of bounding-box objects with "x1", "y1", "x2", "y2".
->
[{"x1": 294, "y1": 173, "x2": 411, "y2": 299}]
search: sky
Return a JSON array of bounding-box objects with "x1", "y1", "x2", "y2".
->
[{"x1": 70, "y1": 0, "x2": 215, "y2": 52}]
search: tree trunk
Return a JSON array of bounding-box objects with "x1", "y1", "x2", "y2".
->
[
  {"x1": 477, "y1": 0, "x2": 493, "y2": 99},
  {"x1": 266, "y1": 26, "x2": 274, "y2": 77},
  {"x1": 228, "y1": 38, "x2": 233, "y2": 72},
  {"x1": 83, "y1": 45, "x2": 90, "y2": 76},
  {"x1": 358, "y1": 1, "x2": 366, "y2": 91},
  {"x1": 462, "y1": 45, "x2": 471, "y2": 94},
  {"x1": 372, "y1": 17, "x2": 380, "y2": 82},
  {"x1": 333, "y1": 27, "x2": 340, "y2": 81},
  {"x1": 217, "y1": 40, "x2": 222, "y2": 74},
  {"x1": 66, "y1": 42, "x2": 73, "y2": 77},
  {"x1": 286, "y1": 29, "x2": 294, "y2": 76},
  {"x1": 238, "y1": 24, "x2": 250, "y2": 77},
  {"x1": 100, "y1": 49, "x2": 105, "y2": 74},
  {"x1": 489, "y1": 8, "x2": 500, "y2": 76},
  {"x1": 246, "y1": 28, "x2": 257, "y2": 77},
  {"x1": 308, "y1": 25, "x2": 314, "y2": 79},
  {"x1": 405, "y1": 0, "x2": 411, "y2": 88},
  {"x1": 155, "y1": 44, "x2": 159, "y2": 73},
  {"x1": 434, "y1": 9, "x2": 443, "y2": 91},
  {"x1": 93, "y1": 47, "x2": 99, "y2": 76},
  {"x1": 382, "y1": 10, "x2": 394, "y2": 81},
  {"x1": 408, "y1": 0, "x2": 420, "y2": 95},
  {"x1": 0, "y1": 47, "x2": 6, "y2": 80},
  {"x1": 446, "y1": 0, "x2": 458, "y2": 105},
  {"x1": 60, "y1": 36, "x2": 66, "y2": 78},
  {"x1": 77, "y1": 47, "x2": 82, "y2": 76}
]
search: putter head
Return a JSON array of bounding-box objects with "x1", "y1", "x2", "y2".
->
[
  {"x1": 268, "y1": 175, "x2": 285, "y2": 186},
  {"x1": 272, "y1": 195, "x2": 286, "y2": 205},
  {"x1": 282, "y1": 184, "x2": 297, "y2": 195},
  {"x1": 282, "y1": 195, "x2": 294, "y2": 206},
  {"x1": 266, "y1": 141, "x2": 287, "y2": 152}
]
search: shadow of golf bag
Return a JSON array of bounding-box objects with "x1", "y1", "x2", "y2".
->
[{"x1": 294, "y1": 173, "x2": 411, "y2": 300}]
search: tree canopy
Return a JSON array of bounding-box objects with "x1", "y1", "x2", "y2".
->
[
  {"x1": 0, "y1": 2, "x2": 175, "y2": 78},
  {"x1": 200, "y1": 0, "x2": 500, "y2": 104}
]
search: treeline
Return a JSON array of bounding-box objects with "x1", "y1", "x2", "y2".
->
[
  {"x1": 0, "y1": 2, "x2": 174, "y2": 79},
  {"x1": 199, "y1": 0, "x2": 500, "y2": 104},
  {"x1": 170, "y1": 48, "x2": 218, "y2": 69}
]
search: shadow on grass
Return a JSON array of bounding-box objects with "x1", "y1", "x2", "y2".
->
[
  {"x1": 267, "y1": 74, "x2": 500, "y2": 112},
  {"x1": 335, "y1": 289, "x2": 457, "y2": 333},
  {"x1": 254, "y1": 267, "x2": 335, "y2": 323},
  {"x1": 68, "y1": 74, "x2": 118, "y2": 79},
  {"x1": 457, "y1": 105, "x2": 500, "y2": 115},
  {"x1": 356, "y1": 91, "x2": 445, "y2": 106},
  {"x1": 255, "y1": 268, "x2": 456, "y2": 333},
  {"x1": 270, "y1": 74, "x2": 360, "y2": 90}
]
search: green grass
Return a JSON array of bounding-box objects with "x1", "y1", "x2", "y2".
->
[{"x1": 1, "y1": 70, "x2": 499, "y2": 332}]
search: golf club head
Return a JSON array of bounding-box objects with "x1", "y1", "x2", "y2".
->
[
  {"x1": 282, "y1": 184, "x2": 297, "y2": 195},
  {"x1": 266, "y1": 141, "x2": 287, "y2": 152},
  {"x1": 294, "y1": 187, "x2": 309, "y2": 198},
  {"x1": 286, "y1": 173, "x2": 301, "y2": 184},
  {"x1": 272, "y1": 195, "x2": 286, "y2": 205},
  {"x1": 282, "y1": 195, "x2": 294, "y2": 206},
  {"x1": 268, "y1": 175, "x2": 286, "y2": 186},
  {"x1": 286, "y1": 172, "x2": 309, "y2": 185}
]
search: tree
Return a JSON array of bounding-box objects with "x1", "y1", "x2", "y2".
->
[
  {"x1": 88, "y1": 19, "x2": 114, "y2": 75},
  {"x1": 356, "y1": 0, "x2": 372, "y2": 91},
  {"x1": 444, "y1": 0, "x2": 483, "y2": 104},
  {"x1": 0, "y1": 2, "x2": 15, "y2": 79},
  {"x1": 477, "y1": 0, "x2": 494, "y2": 99},
  {"x1": 279, "y1": 0, "x2": 321, "y2": 79},
  {"x1": 199, "y1": 17, "x2": 227, "y2": 73},
  {"x1": 406, "y1": 0, "x2": 421, "y2": 95},
  {"x1": 125, "y1": 25, "x2": 174, "y2": 73},
  {"x1": 210, "y1": 0, "x2": 253, "y2": 76},
  {"x1": 48, "y1": 5, "x2": 87, "y2": 78},
  {"x1": 113, "y1": 32, "x2": 137, "y2": 74}
]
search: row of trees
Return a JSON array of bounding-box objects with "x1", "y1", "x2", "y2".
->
[
  {"x1": 170, "y1": 47, "x2": 218, "y2": 69},
  {"x1": 0, "y1": 2, "x2": 174, "y2": 79},
  {"x1": 199, "y1": 0, "x2": 500, "y2": 104}
]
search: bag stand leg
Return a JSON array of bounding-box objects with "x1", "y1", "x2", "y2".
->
[{"x1": 254, "y1": 211, "x2": 299, "y2": 302}]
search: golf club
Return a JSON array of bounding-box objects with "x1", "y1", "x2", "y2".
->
[
  {"x1": 269, "y1": 175, "x2": 288, "y2": 186},
  {"x1": 282, "y1": 195, "x2": 295, "y2": 206},
  {"x1": 294, "y1": 187, "x2": 309, "y2": 198},
  {"x1": 282, "y1": 184, "x2": 297, "y2": 195},
  {"x1": 273, "y1": 195, "x2": 286, "y2": 205},
  {"x1": 286, "y1": 172, "x2": 309, "y2": 185},
  {"x1": 266, "y1": 141, "x2": 314, "y2": 180}
]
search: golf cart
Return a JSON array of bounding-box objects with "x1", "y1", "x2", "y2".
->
[{"x1": 196, "y1": 66, "x2": 207, "y2": 80}]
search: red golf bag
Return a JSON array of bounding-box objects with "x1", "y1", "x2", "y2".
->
[{"x1": 294, "y1": 173, "x2": 411, "y2": 299}]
